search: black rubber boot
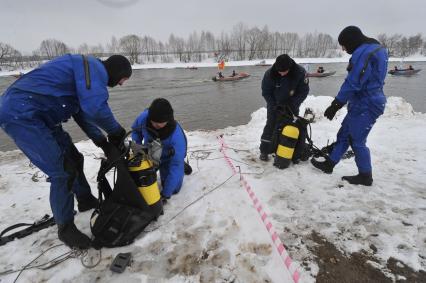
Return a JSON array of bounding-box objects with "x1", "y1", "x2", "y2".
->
[
  {"x1": 184, "y1": 161, "x2": 192, "y2": 175},
  {"x1": 259, "y1": 153, "x2": 269, "y2": 161},
  {"x1": 311, "y1": 157, "x2": 335, "y2": 174},
  {"x1": 58, "y1": 223, "x2": 92, "y2": 249},
  {"x1": 77, "y1": 194, "x2": 99, "y2": 212},
  {"x1": 342, "y1": 172, "x2": 373, "y2": 186}
]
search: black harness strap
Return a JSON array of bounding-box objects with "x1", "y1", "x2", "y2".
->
[
  {"x1": 0, "y1": 215, "x2": 55, "y2": 246},
  {"x1": 359, "y1": 46, "x2": 383, "y2": 80},
  {"x1": 82, "y1": 55, "x2": 91, "y2": 90}
]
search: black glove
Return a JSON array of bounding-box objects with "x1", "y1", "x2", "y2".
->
[
  {"x1": 324, "y1": 99, "x2": 344, "y2": 120},
  {"x1": 107, "y1": 126, "x2": 126, "y2": 149},
  {"x1": 93, "y1": 137, "x2": 109, "y2": 154}
]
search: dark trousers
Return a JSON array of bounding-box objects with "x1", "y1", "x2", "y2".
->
[{"x1": 260, "y1": 105, "x2": 277, "y2": 154}]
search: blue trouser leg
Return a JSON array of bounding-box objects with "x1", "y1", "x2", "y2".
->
[
  {"x1": 329, "y1": 117, "x2": 351, "y2": 164},
  {"x1": 2, "y1": 121, "x2": 90, "y2": 224},
  {"x1": 347, "y1": 111, "x2": 377, "y2": 173},
  {"x1": 160, "y1": 164, "x2": 183, "y2": 197},
  {"x1": 330, "y1": 111, "x2": 379, "y2": 173},
  {"x1": 52, "y1": 127, "x2": 92, "y2": 199}
]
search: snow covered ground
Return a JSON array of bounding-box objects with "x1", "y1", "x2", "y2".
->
[{"x1": 0, "y1": 96, "x2": 425, "y2": 282}]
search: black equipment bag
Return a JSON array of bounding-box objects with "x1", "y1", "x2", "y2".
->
[{"x1": 91, "y1": 143, "x2": 163, "y2": 249}]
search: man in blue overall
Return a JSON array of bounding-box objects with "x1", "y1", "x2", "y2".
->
[
  {"x1": 0, "y1": 54, "x2": 132, "y2": 248},
  {"x1": 311, "y1": 26, "x2": 388, "y2": 186},
  {"x1": 259, "y1": 54, "x2": 309, "y2": 161}
]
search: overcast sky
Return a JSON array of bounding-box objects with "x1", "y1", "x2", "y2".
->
[{"x1": 1, "y1": 0, "x2": 426, "y2": 54}]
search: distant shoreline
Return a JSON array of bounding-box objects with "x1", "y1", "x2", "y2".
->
[{"x1": 1, "y1": 56, "x2": 426, "y2": 77}]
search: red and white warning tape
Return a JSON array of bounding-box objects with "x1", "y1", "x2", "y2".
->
[{"x1": 218, "y1": 135, "x2": 301, "y2": 283}]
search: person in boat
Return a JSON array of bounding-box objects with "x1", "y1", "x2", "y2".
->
[
  {"x1": 311, "y1": 26, "x2": 388, "y2": 186},
  {"x1": 231, "y1": 70, "x2": 237, "y2": 77},
  {"x1": 408, "y1": 65, "x2": 414, "y2": 70},
  {"x1": 0, "y1": 54, "x2": 132, "y2": 248},
  {"x1": 394, "y1": 66, "x2": 398, "y2": 71},
  {"x1": 218, "y1": 72, "x2": 224, "y2": 78},
  {"x1": 317, "y1": 66, "x2": 325, "y2": 73},
  {"x1": 259, "y1": 54, "x2": 309, "y2": 161},
  {"x1": 132, "y1": 98, "x2": 189, "y2": 202}
]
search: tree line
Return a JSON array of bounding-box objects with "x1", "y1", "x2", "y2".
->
[{"x1": 1, "y1": 23, "x2": 425, "y2": 70}]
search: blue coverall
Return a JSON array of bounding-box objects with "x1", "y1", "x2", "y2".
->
[
  {"x1": 330, "y1": 43, "x2": 388, "y2": 173},
  {"x1": 0, "y1": 54, "x2": 122, "y2": 224},
  {"x1": 132, "y1": 110, "x2": 186, "y2": 198}
]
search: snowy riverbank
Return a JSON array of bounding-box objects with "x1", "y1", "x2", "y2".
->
[{"x1": 0, "y1": 96, "x2": 425, "y2": 282}]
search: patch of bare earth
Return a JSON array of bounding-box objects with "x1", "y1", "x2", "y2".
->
[{"x1": 309, "y1": 231, "x2": 426, "y2": 283}]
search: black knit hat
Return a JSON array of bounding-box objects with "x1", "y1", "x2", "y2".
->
[
  {"x1": 338, "y1": 26, "x2": 380, "y2": 54},
  {"x1": 102, "y1": 55, "x2": 132, "y2": 87},
  {"x1": 273, "y1": 54, "x2": 294, "y2": 72},
  {"x1": 148, "y1": 98, "x2": 174, "y2": 123}
]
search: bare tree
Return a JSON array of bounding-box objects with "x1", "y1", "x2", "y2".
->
[
  {"x1": 408, "y1": 33, "x2": 423, "y2": 55},
  {"x1": 377, "y1": 33, "x2": 388, "y2": 48},
  {"x1": 231, "y1": 22, "x2": 247, "y2": 60},
  {"x1": 0, "y1": 42, "x2": 22, "y2": 69},
  {"x1": 198, "y1": 31, "x2": 209, "y2": 61},
  {"x1": 169, "y1": 34, "x2": 186, "y2": 62},
  {"x1": 77, "y1": 43, "x2": 90, "y2": 55},
  {"x1": 268, "y1": 32, "x2": 282, "y2": 58},
  {"x1": 106, "y1": 36, "x2": 119, "y2": 54},
  {"x1": 395, "y1": 36, "x2": 409, "y2": 57},
  {"x1": 186, "y1": 31, "x2": 201, "y2": 62},
  {"x1": 378, "y1": 33, "x2": 400, "y2": 56},
  {"x1": 119, "y1": 34, "x2": 141, "y2": 64},
  {"x1": 90, "y1": 44, "x2": 105, "y2": 57},
  {"x1": 245, "y1": 27, "x2": 263, "y2": 60},
  {"x1": 204, "y1": 31, "x2": 216, "y2": 53},
  {"x1": 316, "y1": 33, "x2": 335, "y2": 57},
  {"x1": 39, "y1": 39, "x2": 69, "y2": 59},
  {"x1": 256, "y1": 25, "x2": 270, "y2": 59},
  {"x1": 216, "y1": 32, "x2": 232, "y2": 60},
  {"x1": 386, "y1": 34, "x2": 403, "y2": 56},
  {"x1": 158, "y1": 41, "x2": 172, "y2": 62},
  {"x1": 280, "y1": 32, "x2": 299, "y2": 57},
  {"x1": 141, "y1": 35, "x2": 158, "y2": 62}
]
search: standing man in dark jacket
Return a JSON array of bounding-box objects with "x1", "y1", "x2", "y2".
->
[
  {"x1": 259, "y1": 54, "x2": 309, "y2": 161},
  {"x1": 311, "y1": 26, "x2": 388, "y2": 186},
  {"x1": 0, "y1": 54, "x2": 132, "y2": 248}
]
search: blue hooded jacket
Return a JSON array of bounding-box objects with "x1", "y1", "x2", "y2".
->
[
  {"x1": 2, "y1": 54, "x2": 121, "y2": 142},
  {"x1": 336, "y1": 43, "x2": 388, "y2": 116},
  {"x1": 132, "y1": 110, "x2": 186, "y2": 198}
]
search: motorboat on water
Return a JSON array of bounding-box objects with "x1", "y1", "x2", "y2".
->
[
  {"x1": 306, "y1": 71, "x2": 336, "y2": 78},
  {"x1": 388, "y1": 69, "x2": 421, "y2": 76},
  {"x1": 212, "y1": 72, "x2": 250, "y2": 81}
]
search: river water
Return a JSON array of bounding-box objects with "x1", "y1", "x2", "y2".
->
[{"x1": 1, "y1": 62, "x2": 425, "y2": 151}]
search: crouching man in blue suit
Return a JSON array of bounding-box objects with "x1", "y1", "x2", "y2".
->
[
  {"x1": 132, "y1": 98, "x2": 188, "y2": 201},
  {"x1": 0, "y1": 54, "x2": 132, "y2": 248}
]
